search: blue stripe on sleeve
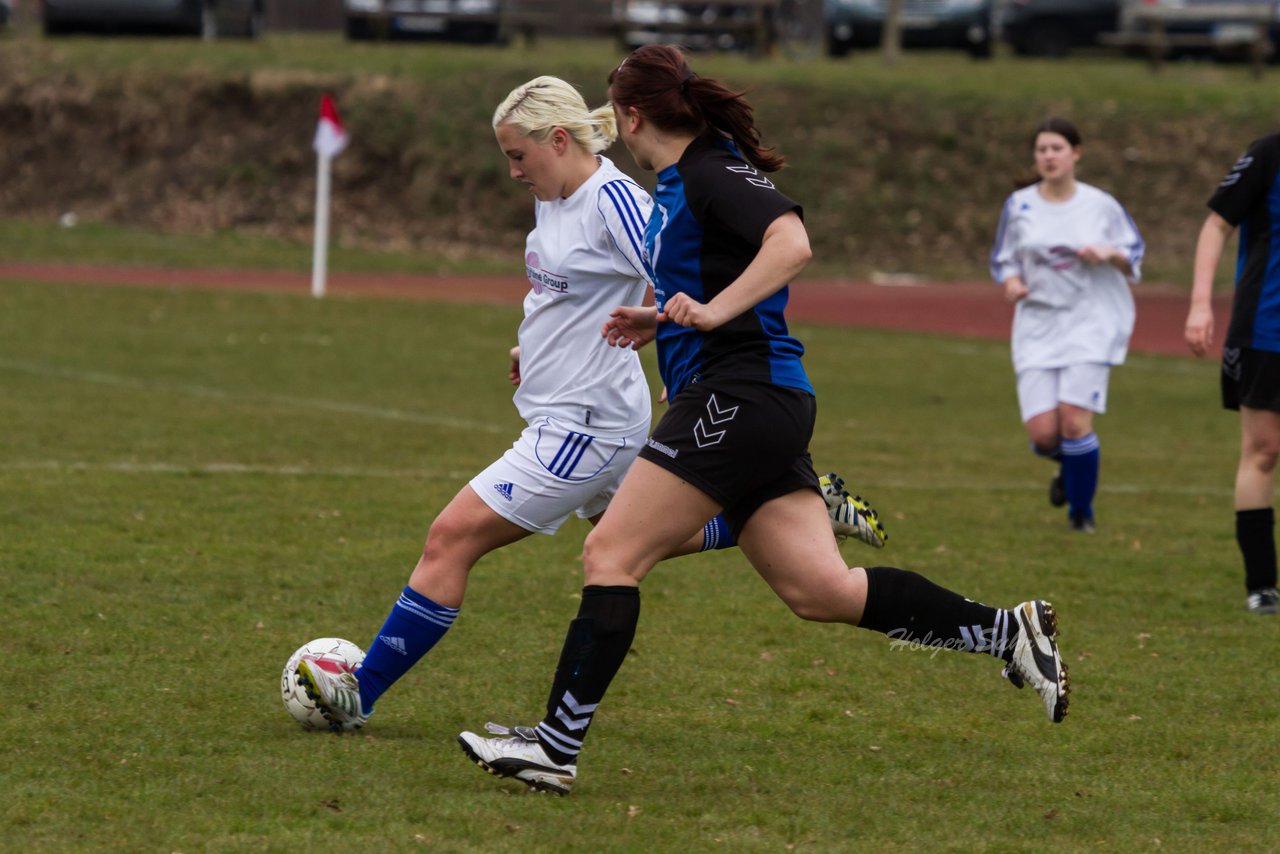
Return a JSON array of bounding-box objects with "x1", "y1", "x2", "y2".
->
[
  {"x1": 601, "y1": 181, "x2": 648, "y2": 262},
  {"x1": 990, "y1": 196, "x2": 1014, "y2": 283},
  {"x1": 1119, "y1": 203, "x2": 1145, "y2": 276}
]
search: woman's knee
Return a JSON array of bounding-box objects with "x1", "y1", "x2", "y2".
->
[
  {"x1": 775, "y1": 583, "x2": 854, "y2": 623},
  {"x1": 422, "y1": 513, "x2": 462, "y2": 558},
  {"x1": 581, "y1": 528, "x2": 619, "y2": 584},
  {"x1": 1024, "y1": 418, "x2": 1060, "y2": 452},
  {"x1": 1058, "y1": 406, "x2": 1094, "y2": 439},
  {"x1": 1243, "y1": 425, "x2": 1280, "y2": 467},
  {"x1": 785, "y1": 598, "x2": 833, "y2": 622},
  {"x1": 1245, "y1": 444, "x2": 1280, "y2": 473},
  {"x1": 581, "y1": 527, "x2": 654, "y2": 586},
  {"x1": 420, "y1": 505, "x2": 500, "y2": 568}
]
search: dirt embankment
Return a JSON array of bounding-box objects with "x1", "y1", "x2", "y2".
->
[
  {"x1": 0, "y1": 60, "x2": 1260, "y2": 279},
  {"x1": 0, "y1": 68, "x2": 518, "y2": 261}
]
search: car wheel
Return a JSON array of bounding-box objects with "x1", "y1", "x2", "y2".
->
[
  {"x1": 967, "y1": 36, "x2": 992, "y2": 59},
  {"x1": 345, "y1": 16, "x2": 373, "y2": 40},
  {"x1": 243, "y1": 3, "x2": 263, "y2": 39},
  {"x1": 826, "y1": 27, "x2": 851, "y2": 58},
  {"x1": 200, "y1": 3, "x2": 218, "y2": 40},
  {"x1": 1023, "y1": 22, "x2": 1070, "y2": 58}
]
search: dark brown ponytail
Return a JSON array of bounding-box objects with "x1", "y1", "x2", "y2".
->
[{"x1": 608, "y1": 44, "x2": 784, "y2": 172}]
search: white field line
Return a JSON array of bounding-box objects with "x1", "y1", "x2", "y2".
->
[
  {"x1": 1, "y1": 359, "x2": 1227, "y2": 493},
  {"x1": 0, "y1": 458, "x2": 1235, "y2": 496},
  {"x1": 870, "y1": 478, "x2": 1232, "y2": 498},
  {"x1": 1, "y1": 460, "x2": 475, "y2": 480},
  {"x1": 0, "y1": 357, "x2": 507, "y2": 434}
]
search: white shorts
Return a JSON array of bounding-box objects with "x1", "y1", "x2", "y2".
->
[
  {"x1": 1016, "y1": 363, "x2": 1111, "y2": 423},
  {"x1": 470, "y1": 416, "x2": 646, "y2": 535}
]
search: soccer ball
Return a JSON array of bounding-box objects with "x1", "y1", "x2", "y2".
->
[{"x1": 280, "y1": 637, "x2": 366, "y2": 732}]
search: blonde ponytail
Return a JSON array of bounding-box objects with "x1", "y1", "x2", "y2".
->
[{"x1": 494, "y1": 76, "x2": 615, "y2": 155}]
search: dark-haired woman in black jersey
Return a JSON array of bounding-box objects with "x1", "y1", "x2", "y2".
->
[{"x1": 457, "y1": 45, "x2": 1071, "y2": 795}]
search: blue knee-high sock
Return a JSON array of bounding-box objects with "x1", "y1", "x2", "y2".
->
[
  {"x1": 700, "y1": 514, "x2": 737, "y2": 551},
  {"x1": 356, "y1": 586, "x2": 459, "y2": 713},
  {"x1": 1061, "y1": 433, "x2": 1100, "y2": 520}
]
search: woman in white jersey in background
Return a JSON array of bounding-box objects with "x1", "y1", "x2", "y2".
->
[
  {"x1": 990, "y1": 117, "x2": 1144, "y2": 534},
  {"x1": 295, "y1": 76, "x2": 883, "y2": 732}
]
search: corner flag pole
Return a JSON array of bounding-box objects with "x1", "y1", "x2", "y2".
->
[
  {"x1": 311, "y1": 93, "x2": 348, "y2": 299},
  {"x1": 312, "y1": 151, "x2": 333, "y2": 299}
]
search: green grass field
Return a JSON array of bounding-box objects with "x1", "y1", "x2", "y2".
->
[{"x1": 2, "y1": 276, "x2": 1274, "y2": 851}]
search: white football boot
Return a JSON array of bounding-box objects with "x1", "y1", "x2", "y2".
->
[
  {"x1": 458, "y1": 723, "x2": 576, "y2": 795},
  {"x1": 1246, "y1": 587, "x2": 1279, "y2": 615},
  {"x1": 295, "y1": 655, "x2": 369, "y2": 732},
  {"x1": 1001, "y1": 600, "x2": 1070, "y2": 723}
]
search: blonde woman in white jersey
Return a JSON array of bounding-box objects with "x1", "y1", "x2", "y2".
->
[
  {"x1": 294, "y1": 76, "x2": 884, "y2": 732},
  {"x1": 990, "y1": 117, "x2": 1144, "y2": 534}
]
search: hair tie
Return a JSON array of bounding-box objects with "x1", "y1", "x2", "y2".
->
[{"x1": 680, "y1": 70, "x2": 696, "y2": 93}]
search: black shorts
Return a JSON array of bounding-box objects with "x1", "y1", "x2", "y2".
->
[
  {"x1": 638, "y1": 376, "x2": 820, "y2": 535},
  {"x1": 1222, "y1": 347, "x2": 1280, "y2": 412}
]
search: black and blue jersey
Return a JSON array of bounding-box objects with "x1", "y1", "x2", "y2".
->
[
  {"x1": 1209, "y1": 133, "x2": 1280, "y2": 353},
  {"x1": 645, "y1": 133, "x2": 812, "y2": 398}
]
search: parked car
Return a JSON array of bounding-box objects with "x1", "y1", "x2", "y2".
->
[
  {"x1": 344, "y1": 0, "x2": 506, "y2": 42},
  {"x1": 1148, "y1": 0, "x2": 1280, "y2": 60},
  {"x1": 1000, "y1": 0, "x2": 1120, "y2": 57},
  {"x1": 43, "y1": 0, "x2": 263, "y2": 37},
  {"x1": 614, "y1": 1, "x2": 764, "y2": 52},
  {"x1": 825, "y1": 0, "x2": 996, "y2": 58}
]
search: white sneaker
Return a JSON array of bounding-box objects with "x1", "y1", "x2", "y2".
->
[
  {"x1": 1246, "y1": 587, "x2": 1279, "y2": 615},
  {"x1": 1002, "y1": 600, "x2": 1070, "y2": 723},
  {"x1": 295, "y1": 655, "x2": 369, "y2": 732},
  {"x1": 458, "y1": 723, "x2": 576, "y2": 795},
  {"x1": 819, "y1": 471, "x2": 887, "y2": 548}
]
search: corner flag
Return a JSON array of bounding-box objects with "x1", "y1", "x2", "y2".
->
[
  {"x1": 313, "y1": 93, "x2": 349, "y2": 159},
  {"x1": 311, "y1": 93, "x2": 347, "y2": 298}
]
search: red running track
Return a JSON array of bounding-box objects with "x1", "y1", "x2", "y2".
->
[{"x1": 0, "y1": 263, "x2": 1229, "y2": 359}]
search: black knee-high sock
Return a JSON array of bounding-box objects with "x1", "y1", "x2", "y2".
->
[
  {"x1": 858, "y1": 566, "x2": 1016, "y2": 661},
  {"x1": 1236, "y1": 508, "x2": 1277, "y2": 591},
  {"x1": 534, "y1": 585, "x2": 639, "y2": 765}
]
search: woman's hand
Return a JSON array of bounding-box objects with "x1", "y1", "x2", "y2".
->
[
  {"x1": 508, "y1": 345, "x2": 522, "y2": 386},
  {"x1": 657, "y1": 292, "x2": 725, "y2": 330},
  {"x1": 1078, "y1": 245, "x2": 1133, "y2": 276},
  {"x1": 602, "y1": 305, "x2": 659, "y2": 349},
  {"x1": 1185, "y1": 304, "x2": 1215, "y2": 358},
  {"x1": 1186, "y1": 213, "x2": 1233, "y2": 358},
  {"x1": 1003, "y1": 276, "x2": 1029, "y2": 303},
  {"x1": 1076, "y1": 245, "x2": 1116, "y2": 265}
]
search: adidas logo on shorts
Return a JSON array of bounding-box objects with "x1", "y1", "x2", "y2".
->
[{"x1": 494, "y1": 482, "x2": 515, "y2": 501}]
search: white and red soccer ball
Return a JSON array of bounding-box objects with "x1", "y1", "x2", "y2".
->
[{"x1": 280, "y1": 637, "x2": 365, "y2": 731}]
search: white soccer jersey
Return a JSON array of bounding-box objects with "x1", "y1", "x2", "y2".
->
[
  {"x1": 990, "y1": 181, "x2": 1144, "y2": 372},
  {"x1": 513, "y1": 156, "x2": 654, "y2": 435}
]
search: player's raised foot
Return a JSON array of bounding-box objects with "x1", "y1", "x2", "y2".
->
[
  {"x1": 1049, "y1": 473, "x2": 1067, "y2": 508},
  {"x1": 1002, "y1": 600, "x2": 1070, "y2": 723},
  {"x1": 295, "y1": 655, "x2": 369, "y2": 732},
  {"x1": 1246, "y1": 587, "x2": 1279, "y2": 615},
  {"x1": 819, "y1": 471, "x2": 887, "y2": 548},
  {"x1": 458, "y1": 723, "x2": 576, "y2": 795}
]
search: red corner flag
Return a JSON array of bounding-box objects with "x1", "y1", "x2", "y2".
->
[{"x1": 313, "y1": 93, "x2": 348, "y2": 159}]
